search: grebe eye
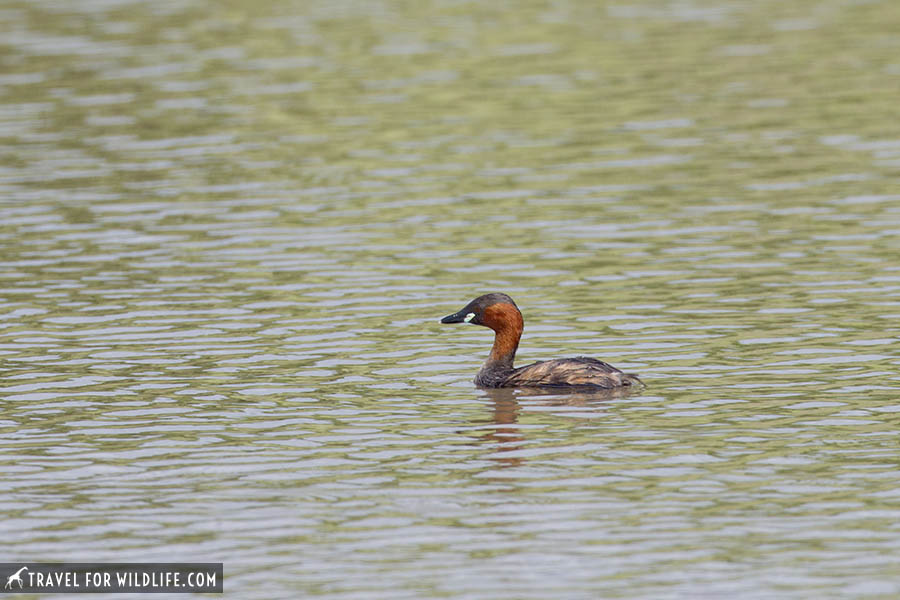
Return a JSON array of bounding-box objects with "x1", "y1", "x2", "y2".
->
[{"x1": 464, "y1": 312, "x2": 475, "y2": 323}]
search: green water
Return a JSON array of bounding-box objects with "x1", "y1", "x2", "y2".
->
[{"x1": 2, "y1": 0, "x2": 900, "y2": 598}]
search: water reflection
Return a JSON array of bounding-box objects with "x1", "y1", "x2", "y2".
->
[
  {"x1": 476, "y1": 387, "x2": 640, "y2": 467},
  {"x1": 477, "y1": 388, "x2": 525, "y2": 467}
]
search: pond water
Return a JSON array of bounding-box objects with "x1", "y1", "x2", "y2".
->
[{"x1": 2, "y1": 0, "x2": 900, "y2": 598}]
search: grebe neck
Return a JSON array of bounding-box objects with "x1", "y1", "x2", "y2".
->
[
  {"x1": 482, "y1": 303, "x2": 524, "y2": 371},
  {"x1": 486, "y1": 326, "x2": 521, "y2": 370}
]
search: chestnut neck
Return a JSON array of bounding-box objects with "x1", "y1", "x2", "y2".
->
[{"x1": 483, "y1": 303, "x2": 524, "y2": 371}]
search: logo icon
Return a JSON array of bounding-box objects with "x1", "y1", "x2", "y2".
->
[{"x1": 4, "y1": 566, "x2": 28, "y2": 590}]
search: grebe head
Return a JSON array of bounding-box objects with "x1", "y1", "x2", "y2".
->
[{"x1": 440, "y1": 293, "x2": 521, "y2": 331}]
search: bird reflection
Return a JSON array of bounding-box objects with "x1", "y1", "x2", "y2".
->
[{"x1": 475, "y1": 386, "x2": 638, "y2": 467}]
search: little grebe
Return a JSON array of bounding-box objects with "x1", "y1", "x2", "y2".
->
[{"x1": 440, "y1": 293, "x2": 642, "y2": 389}]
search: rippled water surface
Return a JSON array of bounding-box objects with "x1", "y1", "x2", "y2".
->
[{"x1": 2, "y1": 0, "x2": 900, "y2": 598}]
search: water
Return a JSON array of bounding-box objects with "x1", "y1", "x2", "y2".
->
[{"x1": 2, "y1": 0, "x2": 900, "y2": 598}]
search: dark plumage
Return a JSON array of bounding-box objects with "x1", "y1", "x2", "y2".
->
[{"x1": 440, "y1": 293, "x2": 642, "y2": 389}]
